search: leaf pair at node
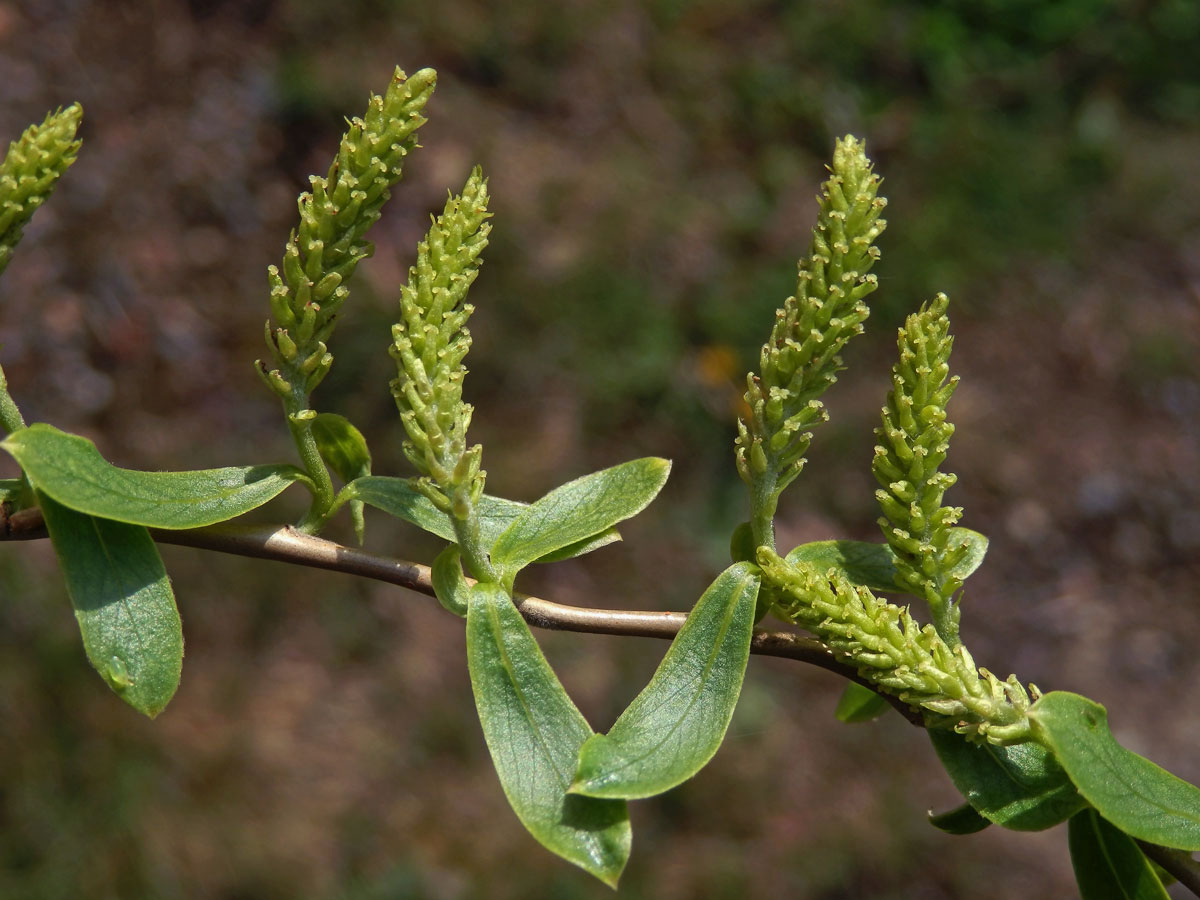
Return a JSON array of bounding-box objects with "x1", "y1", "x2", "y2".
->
[
  {"x1": 931, "y1": 691, "x2": 1200, "y2": 897},
  {"x1": 348, "y1": 475, "x2": 619, "y2": 571},
  {"x1": 1, "y1": 424, "x2": 308, "y2": 717},
  {"x1": 929, "y1": 692, "x2": 1200, "y2": 850},
  {"x1": 362, "y1": 457, "x2": 668, "y2": 610},
  {"x1": 455, "y1": 457, "x2": 672, "y2": 885},
  {"x1": 465, "y1": 550, "x2": 759, "y2": 885}
]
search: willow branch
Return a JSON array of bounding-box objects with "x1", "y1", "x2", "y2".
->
[
  {"x1": 8, "y1": 503, "x2": 1200, "y2": 896},
  {"x1": 0, "y1": 503, "x2": 921, "y2": 724}
]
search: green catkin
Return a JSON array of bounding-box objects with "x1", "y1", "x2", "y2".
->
[
  {"x1": 0, "y1": 104, "x2": 83, "y2": 435},
  {"x1": 737, "y1": 136, "x2": 887, "y2": 547},
  {"x1": 758, "y1": 548, "x2": 1033, "y2": 744},
  {"x1": 257, "y1": 67, "x2": 437, "y2": 401},
  {"x1": 0, "y1": 104, "x2": 83, "y2": 279},
  {"x1": 389, "y1": 168, "x2": 492, "y2": 521},
  {"x1": 255, "y1": 68, "x2": 436, "y2": 531},
  {"x1": 872, "y1": 292, "x2": 969, "y2": 645}
]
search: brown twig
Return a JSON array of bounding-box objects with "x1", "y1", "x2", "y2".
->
[
  {"x1": 8, "y1": 504, "x2": 1200, "y2": 898},
  {"x1": 0, "y1": 505, "x2": 922, "y2": 725}
]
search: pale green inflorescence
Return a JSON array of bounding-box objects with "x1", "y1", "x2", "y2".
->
[
  {"x1": 872, "y1": 292, "x2": 972, "y2": 644},
  {"x1": 0, "y1": 104, "x2": 83, "y2": 437},
  {"x1": 259, "y1": 67, "x2": 437, "y2": 401},
  {"x1": 389, "y1": 168, "x2": 491, "y2": 521},
  {"x1": 737, "y1": 136, "x2": 887, "y2": 546},
  {"x1": 0, "y1": 104, "x2": 82, "y2": 279},
  {"x1": 757, "y1": 549, "x2": 1034, "y2": 744}
]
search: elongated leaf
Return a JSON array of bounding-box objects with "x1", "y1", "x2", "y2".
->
[
  {"x1": 928, "y1": 802, "x2": 991, "y2": 835},
  {"x1": 929, "y1": 727, "x2": 1086, "y2": 831},
  {"x1": 312, "y1": 412, "x2": 370, "y2": 542},
  {"x1": 466, "y1": 583, "x2": 630, "y2": 886},
  {"x1": 784, "y1": 528, "x2": 989, "y2": 594},
  {"x1": 834, "y1": 682, "x2": 890, "y2": 724},
  {"x1": 571, "y1": 562, "x2": 759, "y2": 800},
  {"x1": 491, "y1": 458, "x2": 671, "y2": 578},
  {"x1": 3, "y1": 423, "x2": 304, "y2": 529},
  {"x1": 1069, "y1": 809, "x2": 1170, "y2": 900},
  {"x1": 39, "y1": 493, "x2": 182, "y2": 717},
  {"x1": 347, "y1": 476, "x2": 620, "y2": 561},
  {"x1": 430, "y1": 544, "x2": 469, "y2": 617},
  {"x1": 1029, "y1": 691, "x2": 1200, "y2": 850}
]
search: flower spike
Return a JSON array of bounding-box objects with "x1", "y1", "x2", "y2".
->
[
  {"x1": 872, "y1": 292, "x2": 969, "y2": 645},
  {"x1": 737, "y1": 136, "x2": 887, "y2": 548}
]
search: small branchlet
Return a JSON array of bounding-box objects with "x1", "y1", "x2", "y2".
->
[
  {"x1": 258, "y1": 67, "x2": 437, "y2": 401},
  {"x1": 758, "y1": 548, "x2": 1033, "y2": 744},
  {"x1": 737, "y1": 136, "x2": 887, "y2": 547},
  {"x1": 0, "y1": 104, "x2": 82, "y2": 279},
  {"x1": 390, "y1": 168, "x2": 491, "y2": 529},
  {"x1": 872, "y1": 292, "x2": 967, "y2": 644}
]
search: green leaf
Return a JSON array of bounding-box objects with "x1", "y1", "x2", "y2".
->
[
  {"x1": 310, "y1": 413, "x2": 371, "y2": 482},
  {"x1": 347, "y1": 476, "x2": 621, "y2": 561},
  {"x1": 38, "y1": 492, "x2": 182, "y2": 717},
  {"x1": 944, "y1": 527, "x2": 990, "y2": 583},
  {"x1": 2, "y1": 423, "x2": 304, "y2": 529},
  {"x1": 349, "y1": 475, "x2": 508, "y2": 541},
  {"x1": 491, "y1": 458, "x2": 671, "y2": 578},
  {"x1": 531, "y1": 529, "x2": 622, "y2": 563},
  {"x1": 1148, "y1": 860, "x2": 1176, "y2": 888},
  {"x1": 312, "y1": 413, "x2": 371, "y2": 543},
  {"x1": 729, "y1": 520, "x2": 756, "y2": 564},
  {"x1": 466, "y1": 582, "x2": 630, "y2": 886},
  {"x1": 784, "y1": 528, "x2": 988, "y2": 594},
  {"x1": 834, "y1": 682, "x2": 890, "y2": 723},
  {"x1": 928, "y1": 802, "x2": 992, "y2": 835},
  {"x1": 0, "y1": 477, "x2": 21, "y2": 504},
  {"x1": 430, "y1": 544, "x2": 469, "y2": 617},
  {"x1": 1068, "y1": 809, "x2": 1171, "y2": 900},
  {"x1": 929, "y1": 727, "x2": 1086, "y2": 831},
  {"x1": 1029, "y1": 691, "x2": 1200, "y2": 850},
  {"x1": 785, "y1": 540, "x2": 897, "y2": 592},
  {"x1": 571, "y1": 562, "x2": 760, "y2": 800}
]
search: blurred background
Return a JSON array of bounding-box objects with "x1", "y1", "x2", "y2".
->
[{"x1": 1, "y1": 0, "x2": 1199, "y2": 897}]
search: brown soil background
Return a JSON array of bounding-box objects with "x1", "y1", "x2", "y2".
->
[{"x1": 2, "y1": 2, "x2": 1199, "y2": 898}]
